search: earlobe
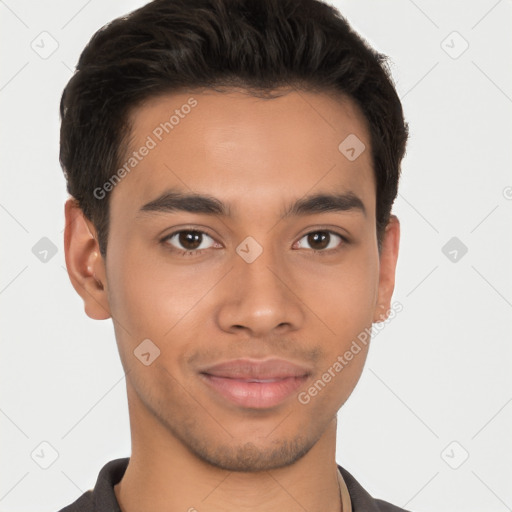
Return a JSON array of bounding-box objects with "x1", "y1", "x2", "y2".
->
[
  {"x1": 375, "y1": 303, "x2": 389, "y2": 323},
  {"x1": 63, "y1": 198, "x2": 111, "y2": 320},
  {"x1": 373, "y1": 215, "x2": 400, "y2": 324}
]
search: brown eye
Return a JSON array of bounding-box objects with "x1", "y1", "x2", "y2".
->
[
  {"x1": 296, "y1": 230, "x2": 345, "y2": 252},
  {"x1": 164, "y1": 230, "x2": 216, "y2": 252},
  {"x1": 178, "y1": 231, "x2": 203, "y2": 250},
  {"x1": 307, "y1": 232, "x2": 330, "y2": 250}
]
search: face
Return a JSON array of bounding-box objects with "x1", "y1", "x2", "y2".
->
[{"x1": 65, "y1": 87, "x2": 399, "y2": 472}]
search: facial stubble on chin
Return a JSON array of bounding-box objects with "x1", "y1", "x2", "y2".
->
[
  {"x1": 166, "y1": 419, "x2": 318, "y2": 472},
  {"x1": 140, "y1": 382, "x2": 328, "y2": 473}
]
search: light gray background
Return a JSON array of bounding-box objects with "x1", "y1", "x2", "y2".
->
[{"x1": 1, "y1": 1, "x2": 511, "y2": 511}]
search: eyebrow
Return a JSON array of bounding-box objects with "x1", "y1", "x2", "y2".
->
[{"x1": 137, "y1": 189, "x2": 366, "y2": 219}]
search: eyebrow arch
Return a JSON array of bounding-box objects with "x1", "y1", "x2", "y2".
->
[
  {"x1": 282, "y1": 191, "x2": 366, "y2": 219},
  {"x1": 137, "y1": 189, "x2": 366, "y2": 219}
]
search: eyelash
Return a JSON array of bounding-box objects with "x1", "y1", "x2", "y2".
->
[{"x1": 160, "y1": 228, "x2": 349, "y2": 258}]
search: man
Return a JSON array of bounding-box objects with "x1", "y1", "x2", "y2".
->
[{"x1": 58, "y1": 0, "x2": 409, "y2": 510}]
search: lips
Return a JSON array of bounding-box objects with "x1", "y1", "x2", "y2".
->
[
  {"x1": 199, "y1": 357, "x2": 312, "y2": 379},
  {"x1": 198, "y1": 358, "x2": 312, "y2": 409}
]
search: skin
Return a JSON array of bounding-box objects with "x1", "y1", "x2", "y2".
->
[{"x1": 64, "y1": 87, "x2": 400, "y2": 512}]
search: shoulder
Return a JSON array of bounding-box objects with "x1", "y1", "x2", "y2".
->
[
  {"x1": 56, "y1": 491, "x2": 94, "y2": 512},
  {"x1": 56, "y1": 458, "x2": 129, "y2": 512},
  {"x1": 337, "y1": 464, "x2": 413, "y2": 512},
  {"x1": 374, "y1": 498, "x2": 413, "y2": 512}
]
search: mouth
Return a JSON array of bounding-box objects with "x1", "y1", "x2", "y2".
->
[{"x1": 198, "y1": 358, "x2": 312, "y2": 409}]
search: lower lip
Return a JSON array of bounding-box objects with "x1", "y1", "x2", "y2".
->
[{"x1": 200, "y1": 373, "x2": 308, "y2": 409}]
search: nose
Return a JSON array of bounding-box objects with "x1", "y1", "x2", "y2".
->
[{"x1": 215, "y1": 245, "x2": 305, "y2": 338}]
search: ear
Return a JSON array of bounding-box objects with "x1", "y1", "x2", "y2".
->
[
  {"x1": 63, "y1": 198, "x2": 111, "y2": 320},
  {"x1": 372, "y1": 214, "x2": 400, "y2": 323}
]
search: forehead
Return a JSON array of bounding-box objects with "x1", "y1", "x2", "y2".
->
[{"x1": 110, "y1": 88, "x2": 375, "y2": 221}]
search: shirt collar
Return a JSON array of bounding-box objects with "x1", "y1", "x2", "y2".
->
[{"x1": 78, "y1": 457, "x2": 402, "y2": 512}]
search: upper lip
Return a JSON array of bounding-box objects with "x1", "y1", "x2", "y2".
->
[{"x1": 199, "y1": 358, "x2": 312, "y2": 380}]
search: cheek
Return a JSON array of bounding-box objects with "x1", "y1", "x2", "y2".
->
[
  {"x1": 106, "y1": 243, "x2": 224, "y2": 341},
  {"x1": 296, "y1": 249, "x2": 378, "y2": 397},
  {"x1": 300, "y1": 249, "x2": 379, "y2": 337}
]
